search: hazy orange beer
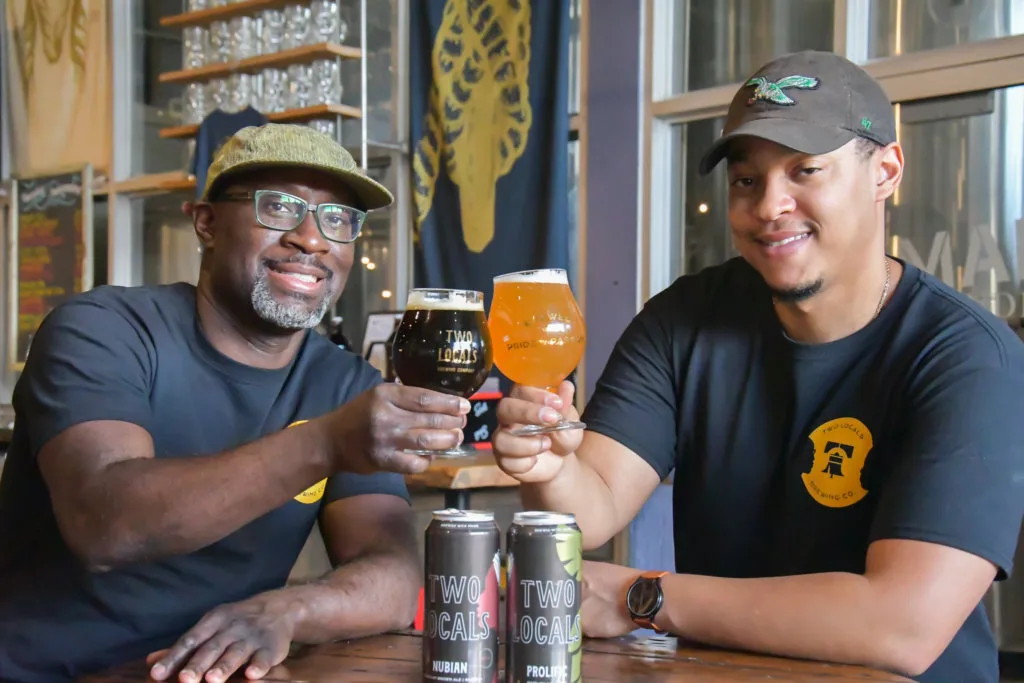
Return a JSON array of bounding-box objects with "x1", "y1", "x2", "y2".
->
[{"x1": 489, "y1": 269, "x2": 586, "y2": 436}]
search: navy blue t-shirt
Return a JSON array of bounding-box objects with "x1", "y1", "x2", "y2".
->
[
  {"x1": 583, "y1": 257, "x2": 1024, "y2": 683},
  {"x1": 0, "y1": 282, "x2": 408, "y2": 681}
]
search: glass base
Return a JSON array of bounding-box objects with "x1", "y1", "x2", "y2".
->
[
  {"x1": 403, "y1": 444, "x2": 478, "y2": 458},
  {"x1": 506, "y1": 419, "x2": 586, "y2": 437}
]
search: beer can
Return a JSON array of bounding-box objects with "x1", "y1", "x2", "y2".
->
[
  {"x1": 423, "y1": 509, "x2": 502, "y2": 683},
  {"x1": 505, "y1": 511, "x2": 583, "y2": 683}
]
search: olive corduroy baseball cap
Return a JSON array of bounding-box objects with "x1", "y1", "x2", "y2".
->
[
  {"x1": 698, "y1": 50, "x2": 897, "y2": 176},
  {"x1": 201, "y1": 123, "x2": 394, "y2": 211}
]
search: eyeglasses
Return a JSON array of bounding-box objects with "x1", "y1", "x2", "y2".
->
[{"x1": 218, "y1": 189, "x2": 367, "y2": 244}]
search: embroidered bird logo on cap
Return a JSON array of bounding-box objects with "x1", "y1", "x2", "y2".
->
[{"x1": 745, "y1": 75, "x2": 820, "y2": 105}]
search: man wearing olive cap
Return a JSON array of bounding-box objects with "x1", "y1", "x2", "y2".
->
[
  {"x1": 493, "y1": 50, "x2": 1024, "y2": 683},
  {"x1": 0, "y1": 124, "x2": 472, "y2": 682}
]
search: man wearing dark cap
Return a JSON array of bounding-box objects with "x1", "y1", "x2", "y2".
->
[
  {"x1": 0, "y1": 124, "x2": 471, "y2": 682},
  {"x1": 492, "y1": 50, "x2": 1024, "y2": 682}
]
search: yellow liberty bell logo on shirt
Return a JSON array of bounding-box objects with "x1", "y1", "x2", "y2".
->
[
  {"x1": 287, "y1": 420, "x2": 327, "y2": 504},
  {"x1": 801, "y1": 418, "x2": 873, "y2": 508}
]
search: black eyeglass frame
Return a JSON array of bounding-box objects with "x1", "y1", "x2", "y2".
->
[{"x1": 218, "y1": 189, "x2": 368, "y2": 244}]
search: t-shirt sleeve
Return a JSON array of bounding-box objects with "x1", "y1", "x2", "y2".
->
[
  {"x1": 323, "y1": 359, "x2": 411, "y2": 505},
  {"x1": 869, "y1": 330, "x2": 1024, "y2": 580},
  {"x1": 15, "y1": 295, "x2": 154, "y2": 456},
  {"x1": 581, "y1": 292, "x2": 680, "y2": 480}
]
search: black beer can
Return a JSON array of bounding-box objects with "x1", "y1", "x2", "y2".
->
[
  {"x1": 423, "y1": 509, "x2": 502, "y2": 683},
  {"x1": 505, "y1": 511, "x2": 583, "y2": 683}
]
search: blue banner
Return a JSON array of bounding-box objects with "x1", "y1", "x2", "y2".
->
[{"x1": 410, "y1": 0, "x2": 571, "y2": 304}]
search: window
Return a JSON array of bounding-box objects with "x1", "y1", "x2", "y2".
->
[
  {"x1": 867, "y1": 1, "x2": 1024, "y2": 60},
  {"x1": 888, "y1": 87, "x2": 1024, "y2": 320},
  {"x1": 663, "y1": 0, "x2": 835, "y2": 94}
]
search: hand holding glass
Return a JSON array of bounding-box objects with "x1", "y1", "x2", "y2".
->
[
  {"x1": 489, "y1": 269, "x2": 586, "y2": 436},
  {"x1": 391, "y1": 289, "x2": 493, "y2": 456}
]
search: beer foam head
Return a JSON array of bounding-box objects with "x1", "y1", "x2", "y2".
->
[
  {"x1": 407, "y1": 288, "x2": 484, "y2": 311},
  {"x1": 493, "y1": 268, "x2": 568, "y2": 285}
]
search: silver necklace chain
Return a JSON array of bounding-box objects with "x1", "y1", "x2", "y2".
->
[{"x1": 874, "y1": 256, "x2": 891, "y2": 319}]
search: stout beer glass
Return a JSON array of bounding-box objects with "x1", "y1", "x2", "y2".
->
[
  {"x1": 489, "y1": 268, "x2": 586, "y2": 436},
  {"x1": 391, "y1": 288, "x2": 493, "y2": 456}
]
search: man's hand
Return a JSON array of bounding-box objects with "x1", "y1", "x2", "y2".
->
[
  {"x1": 580, "y1": 560, "x2": 642, "y2": 639},
  {"x1": 322, "y1": 383, "x2": 471, "y2": 475},
  {"x1": 148, "y1": 591, "x2": 297, "y2": 683},
  {"x1": 493, "y1": 381, "x2": 584, "y2": 482}
]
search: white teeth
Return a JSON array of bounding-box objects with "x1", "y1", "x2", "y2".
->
[
  {"x1": 282, "y1": 272, "x2": 318, "y2": 283},
  {"x1": 765, "y1": 234, "x2": 809, "y2": 247}
]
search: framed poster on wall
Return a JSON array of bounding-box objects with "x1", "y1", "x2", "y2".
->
[{"x1": 7, "y1": 165, "x2": 94, "y2": 370}]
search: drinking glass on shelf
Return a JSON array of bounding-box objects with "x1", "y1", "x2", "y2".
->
[
  {"x1": 311, "y1": 0, "x2": 342, "y2": 43},
  {"x1": 261, "y1": 68, "x2": 289, "y2": 113},
  {"x1": 391, "y1": 289, "x2": 494, "y2": 457},
  {"x1": 488, "y1": 268, "x2": 586, "y2": 436},
  {"x1": 183, "y1": 27, "x2": 207, "y2": 70},
  {"x1": 284, "y1": 4, "x2": 313, "y2": 49},
  {"x1": 261, "y1": 9, "x2": 286, "y2": 53}
]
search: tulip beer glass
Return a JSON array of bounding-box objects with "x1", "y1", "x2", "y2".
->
[
  {"x1": 391, "y1": 289, "x2": 493, "y2": 456},
  {"x1": 489, "y1": 268, "x2": 586, "y2": 436}
]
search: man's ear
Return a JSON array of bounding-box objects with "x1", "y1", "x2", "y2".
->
[
  {"x1": 875, "y1": 142, "x2": 904, "y2": 202},
  {"x1": 192, "y1": 202, "x2": 216, "y2": 250}
]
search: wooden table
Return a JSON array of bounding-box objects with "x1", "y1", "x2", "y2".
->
[
  {"x1": 82, "y1": 630, "x2": 913, "y2": 682},
  {"x1": 404, "y1": 448, "x2": 518, "y2": 509}
]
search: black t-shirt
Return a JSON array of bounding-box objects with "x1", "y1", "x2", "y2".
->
[
  {"x1": 583, "y1": 257, "x2": 1024, "y2": 683},
  {"x1": 0, "y1": 283, "x2": 407, "y2": 682}
]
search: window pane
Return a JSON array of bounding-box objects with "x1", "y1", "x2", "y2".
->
[
  {"x1": 669, "y1": 117, "x2": 737, "y2": 281},
  {"x1": 868, "y1": 2, "x2": 1024, "y2": 59},
  {"x1": 669, "y1": 0, "x2": 834, "y2": 94},
  {"x1": 339, "y1": 0, "x2": 397, "y2": 146},
  {"x1": 568, "y1": 138, "x2": 580, "y2": 291},
  {"x1": 568, "y1": 0, "x2": 582, "y2": 116},
  {"x1": 889, "y1": 87, "x2": 1024, "y2": 322}
]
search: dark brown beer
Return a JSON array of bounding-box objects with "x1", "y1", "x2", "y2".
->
[{"x1": 392, "y1": 289, "x2": 493, "y2": 398}]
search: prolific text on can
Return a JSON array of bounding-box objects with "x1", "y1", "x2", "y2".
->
[
  {"x1": 423, "y1": 509, "x2": 502, "y2": 683},
  {"x1": 506, "y1": 511, "x2": 583, "y2": 683}
]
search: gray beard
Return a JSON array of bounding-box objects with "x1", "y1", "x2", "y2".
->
[{"x1": 250, "y1": 269, "x2": 330, "y2": 330}]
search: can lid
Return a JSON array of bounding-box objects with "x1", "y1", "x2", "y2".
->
[
  {"x1": 512, "y1": 510, "x2": 577, "y2": 526},
  {"x1": 432, "y1": 508, "x2": 495, "y2": 522}
]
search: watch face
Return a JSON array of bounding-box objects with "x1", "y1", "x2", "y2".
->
[{"x1": 628, "y1": 579, "x2": 662, "y2": 617}]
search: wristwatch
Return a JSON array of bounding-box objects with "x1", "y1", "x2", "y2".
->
[{"x1": 625, "y1": 570, "x2": 669, "y2": 633}]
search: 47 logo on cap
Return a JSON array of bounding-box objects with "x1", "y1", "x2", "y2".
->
[{"x1": 746, "y1": 75, "x2": 820, "y2": 106}]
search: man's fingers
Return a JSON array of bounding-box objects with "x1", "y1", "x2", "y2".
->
[
  {"x1": 510, "y1": 384, "x2": 565, "y2": 408},
  {"x1": 557, "y1": 381, "x2": 576, "y2": 412},
  {"x1": 150, "y1": 615, "x2": 226, "y2": 681},
  {"x1": 179, "y1": 635, "x2": 234, "y2": 683},
  {"x1": 245, "y1": 646, "x2": 287, "y2": 680},
  {"x1": 497, "y1": 397, "x2": 563, "y2": 428},
  {"x1": 493, "y1": 430, "x2": 551, "y2": 458},
  {"x1": 387, "y1": 386, "x2": 471, "y2": 415},
  {"x1": 400, "y1": 428, "x2": 464, "y2": 453},
  {"x1": 205, "y1": 641, "x2": 256, "y2": 683}
]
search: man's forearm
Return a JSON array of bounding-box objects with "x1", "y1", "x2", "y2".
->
[
  {"x1": 283, "y1": 550, "x2": 421, "y2": 643},
  {"x1": 519, "y1": 454, "x2": 621, "y2": 550},
  {"x1": 75, "y1": 421, "x2": 333, "y2": 568},
  {"x1": 658, "y1": 572, "x2": 936, "y2": 677}
]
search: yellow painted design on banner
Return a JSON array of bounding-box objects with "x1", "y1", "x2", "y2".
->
[{"x1": 412, "y1": 0, "x2": 533, "y2": 253}]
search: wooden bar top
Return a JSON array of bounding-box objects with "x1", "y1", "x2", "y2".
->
[
  {"x1": 404, "y1": 449, "x2": 519, "y2": 492},
  {"x1": 81, "y1": 630, "x2": 912, "y2": 682}
]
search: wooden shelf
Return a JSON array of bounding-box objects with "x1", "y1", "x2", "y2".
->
[
  {"x1": 160, "y1": 42, "x2": 361, "y2": 85},
  {"x1": 159, "y1": 103, "x2": 361, "y2": 140},
  {"x1": 161, "y1": 0, "x2": 297, "y2": 29},
  {"x1": 108, "y1": 171, "x2": 197, "y2": 195}
]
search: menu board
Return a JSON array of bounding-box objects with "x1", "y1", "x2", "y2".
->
[{"x1": 8, "y1": 167, "x2": 94, "y2": 369}]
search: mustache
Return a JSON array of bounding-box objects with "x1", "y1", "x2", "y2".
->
[{"x1": 263, "y1": 255, "x2": 333, "y2": 281}]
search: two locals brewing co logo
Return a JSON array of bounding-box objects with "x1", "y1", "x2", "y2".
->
[
  {"x1": 801, "y1": 417, "x2": 873, "y2": 508},
  {"x1": 287, "y1": 419, "x2": 327, "y2": 504}
]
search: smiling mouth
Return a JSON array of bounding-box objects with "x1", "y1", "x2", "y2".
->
[
  {"x1": 759, "y1": 234, "x2": 810, "y2": 248},
  {"x1": 277, "y1": 272, "x2": 320, "y2": 284}
]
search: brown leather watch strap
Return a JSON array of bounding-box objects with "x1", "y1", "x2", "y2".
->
[{"x1": 628, "y1": 570, "x2": 669, "y2": 633}]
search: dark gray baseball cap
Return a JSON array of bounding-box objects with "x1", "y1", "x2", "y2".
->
[{"x1": 698, "y1": 50, "x2": 897, "y2": 176}]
